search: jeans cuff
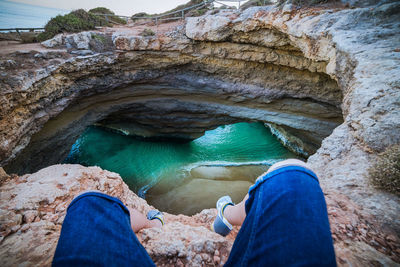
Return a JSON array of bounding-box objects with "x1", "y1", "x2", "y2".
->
[
  {"x1": 68, "y1": 191, "x2": 130, "y2": 215},
  {"x1": 248, "y1": 165, "x2": 319, "y2": 196}
]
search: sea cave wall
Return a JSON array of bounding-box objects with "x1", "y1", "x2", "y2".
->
[
  {"x1": 1, "y1": 14, "x2": 344, "y2": 174},
  {"x1": 0, "y1": 1, "x2": 400, "y2": 266}
]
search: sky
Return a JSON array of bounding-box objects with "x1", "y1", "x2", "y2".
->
[{"x1": 8, "y1": 0, "x2": 243, "y2": 16}]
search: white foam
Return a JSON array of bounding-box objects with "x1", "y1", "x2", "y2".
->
[
  {"x1": 181, "y1": 159, "x2": 285, "y2": 172},
  {"x1": 139, "y1": 159, "x2": 286, "y2": 198}
]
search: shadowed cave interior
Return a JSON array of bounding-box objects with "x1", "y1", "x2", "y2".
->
[{"x1": 4, "y1": 57, "x2": 343, "y2": 215}]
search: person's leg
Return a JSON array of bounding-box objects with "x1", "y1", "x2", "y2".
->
[
  {"x1": 262, "y1": 158, "x2": 310, "y2": 177},
  {"x1": 52, "y1": 192, "x2": 156, "y2": 267},
  {"x1": 223, "y1": 194, "x2": 248, "y2": 226},
  {"x1": 222, "y1": 159, "x2": 311, "y2": 227},
  {"x1": 223, "y1": 159, "x2": 336, "y2": 266},
  {"x1": 128, "y1": 207, "x2": 162, "y2": 233}
]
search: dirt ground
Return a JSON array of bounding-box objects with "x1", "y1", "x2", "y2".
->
[
  {"x1": 0, "y1": 40, "x2": 65, "y2": 55},
  {"x1": 0, "y1": 21, "x2": 184, "y2": 55}
]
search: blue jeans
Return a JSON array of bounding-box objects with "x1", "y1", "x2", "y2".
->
[
  {"x1": 52, "y1": 192, "x2": 155, "y2": 266},
  {"x1": 53, "y1": 166, "x2": 336, "y2": 266},
  {"x1": 224, "y1": 166, "x2": 336, "y2": 266}
]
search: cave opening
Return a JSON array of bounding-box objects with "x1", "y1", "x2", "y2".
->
[
  {"x1": 2, "y1": 53, "x2": 344, "y2": 216},
  {"x1": 64, "y1": 121, "x2": 300, "y2": 215},
  {"x1": 3, "y1": 74, "x2": 344, "y2": 216}
]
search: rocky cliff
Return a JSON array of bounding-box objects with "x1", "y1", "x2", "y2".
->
[
  {"x1": 0, "y1": 1, "x2": 399, "y2": 266},
  {"x1": 1, "y1": 164, "x2": 399, "y2": 266}
]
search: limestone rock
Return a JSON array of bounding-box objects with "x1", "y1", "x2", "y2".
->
[
  {"x1": 0, "y1": 165, "x2": 233, "y2": 266},
  {"x1": 70, "y1": 49, "x2": 94, "y2": 56},
  {"x1": 64, "y1": 31, "x2": 93, "y2": 50},
  {"x1": 282, "y1": 4, "x2": 294, "y2": 13},
  {"x1": 186, "y1": 11, "x2": 235, "y2": 41},
  {"x1": 41, "y1": 31, "x2": 112, "y2": 52},
  {"x1": 0, "y1": 167, "x2": 8, "y2": 184},
  {"x1": 1, "y1": 165, "x2": 399, "y2": 266},
  {"x1": 41, "y1": 34, "x2": 64, "y2": 48},
  {"x1": 1, "y1": 1, "x2": 400, "y2": 266},
  {"x1": 138, "y1": 222, "x2": 232, "y2": 266}
]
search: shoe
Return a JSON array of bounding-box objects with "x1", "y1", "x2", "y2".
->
[
  {"x1": 147, "y1": 210, "x2": 164, "y2": 226},
  {"x1": 211, "y1": 196, "x2": 234, "y2": 236}
]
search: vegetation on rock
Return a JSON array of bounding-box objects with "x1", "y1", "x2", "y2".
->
[
  {"x1": 369, "y1": 145, "x2": 400, "y2": 196},
  {"x1": 90, "y1": 33, "x2": 114, "y2": 52},
  {"x1": 88, "y1": 7, "x2": 113, "y2": 14},
  {"x1": 132, "y1": 12, "x2": 150, "y2": 17},
  {"x1": 37, "y1": 9, "x2": 109, "y2": 41},
  {"x1": 186, "y1": 8, "x2": 208, "y2": 17},
  {"x1": 131, "y1": 12, "x2": 150, "y2": 21},
  {"x1": 37, "y1": 8, "x2": 126, "y2": 42},
  {"x1": 140, "y1": 28, "x2": 156, "y2": 37},
  {"x1": 88, "y1": 7, "x2": 127, "y2": 25}
]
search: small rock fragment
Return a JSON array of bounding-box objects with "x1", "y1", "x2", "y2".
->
[{"x1": 23, "y1": 210, "x2": 37, "y2": 223}]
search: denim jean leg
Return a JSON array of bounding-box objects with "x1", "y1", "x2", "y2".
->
[
  {"x1": 225, "y1": 166, "x2": 336, "y2": 267},
  {"x1": 52, "y1": 192, "x2": 155, "y2": 267}
]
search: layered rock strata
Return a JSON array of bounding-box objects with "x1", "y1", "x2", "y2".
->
[
  {"x1": 1, "y1": 28, "x2": 342, "y2": 174},
  {"x1": 0, "y1": 1, "x2": 400, "y2": 266}
]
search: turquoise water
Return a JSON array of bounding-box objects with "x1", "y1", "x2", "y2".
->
[
  {"x1": 0, "y1": 0, "x2": 67, "y2": 28},
  {"x1": 66, "y1": 122, "x2": 296, "y2": 196}
]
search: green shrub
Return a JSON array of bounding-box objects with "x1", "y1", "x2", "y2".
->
[
  {"x1": 369, "y1": 145, "x2": 400, "y2": 196},
  {"x1": 37, "y1": 9, "x2": 109, "y2": 41},
  {"x1": 88, "y1": 7, "x2": 113, "y2": 14},
  {"x1": 132, "y1": 12, "x2": 149, "y2": 17},
  {"x1": 89, "y1": 33, "x2": 114, "y2": 52},
  {"x1": 20, "y1": 32, "x2": 39, "y2": 43},
  {"x1": 186, "y1": 8, "x2": 208, "y2": 17},
  {"x1": 131, "y1": 12, "x2": 150, "y2": 21},
  {"x1": 89, "y1": 7, "x2": 127, "y2": 25},
  {"x1": 112, "y1": 17, "x2": 127, "y2": 25},
  {"x1": 91, "y1": 33, "x2": 106, "y2": 43},
  {"x1": 140, "y1": 28, "x2": 156, "y2": 37},
  {"x1": 131, "y1": 13, "x2": 149, "y2": 22},
  {"x1": 111, "y1": 17, "x2": 127, "y2": 24}
]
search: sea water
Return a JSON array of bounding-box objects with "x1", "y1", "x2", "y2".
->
[
  {"x1": 0, "y1": 0, "x2": 67, "y2": 28},
  {"x1": 66, "y1": 122, "x2": 298, "y2": 214}
]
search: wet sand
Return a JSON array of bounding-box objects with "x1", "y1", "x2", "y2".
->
[
  {"x1": 146, "y1": 164, "x2": 270, "y2": 215},
  {"x1": 147, "y1": 178, "x2": 253, "y2": 215}
]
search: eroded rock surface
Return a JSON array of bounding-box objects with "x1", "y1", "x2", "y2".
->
[
  {"x1": 0, "y1": 165, "x2": 235, "y2": 266},
  {"x1": 0, "y1": 1, "x2": 400, "y2": 266},
  {"x1": 0, "y1": 7, "x2": 346, "y2": 174},
  {"x1": 0, "y1": 165, "x2": 399, "y2": 266}
]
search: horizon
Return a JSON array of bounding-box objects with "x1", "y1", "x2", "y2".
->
[{"x1": 5, "y1": 0, "x2": 246, "y2": 16}]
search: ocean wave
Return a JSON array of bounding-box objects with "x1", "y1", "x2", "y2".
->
[
  {"x1": 139, "y1": 159, "x2": 284, "y2": 197},
  {"x1": 181, "y1": 159, "x2": 285, "y2": 172}
]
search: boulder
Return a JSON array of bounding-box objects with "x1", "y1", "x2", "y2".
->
[{"x1": 41, "y1": 34, "x2": 64, "y2": 48}]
